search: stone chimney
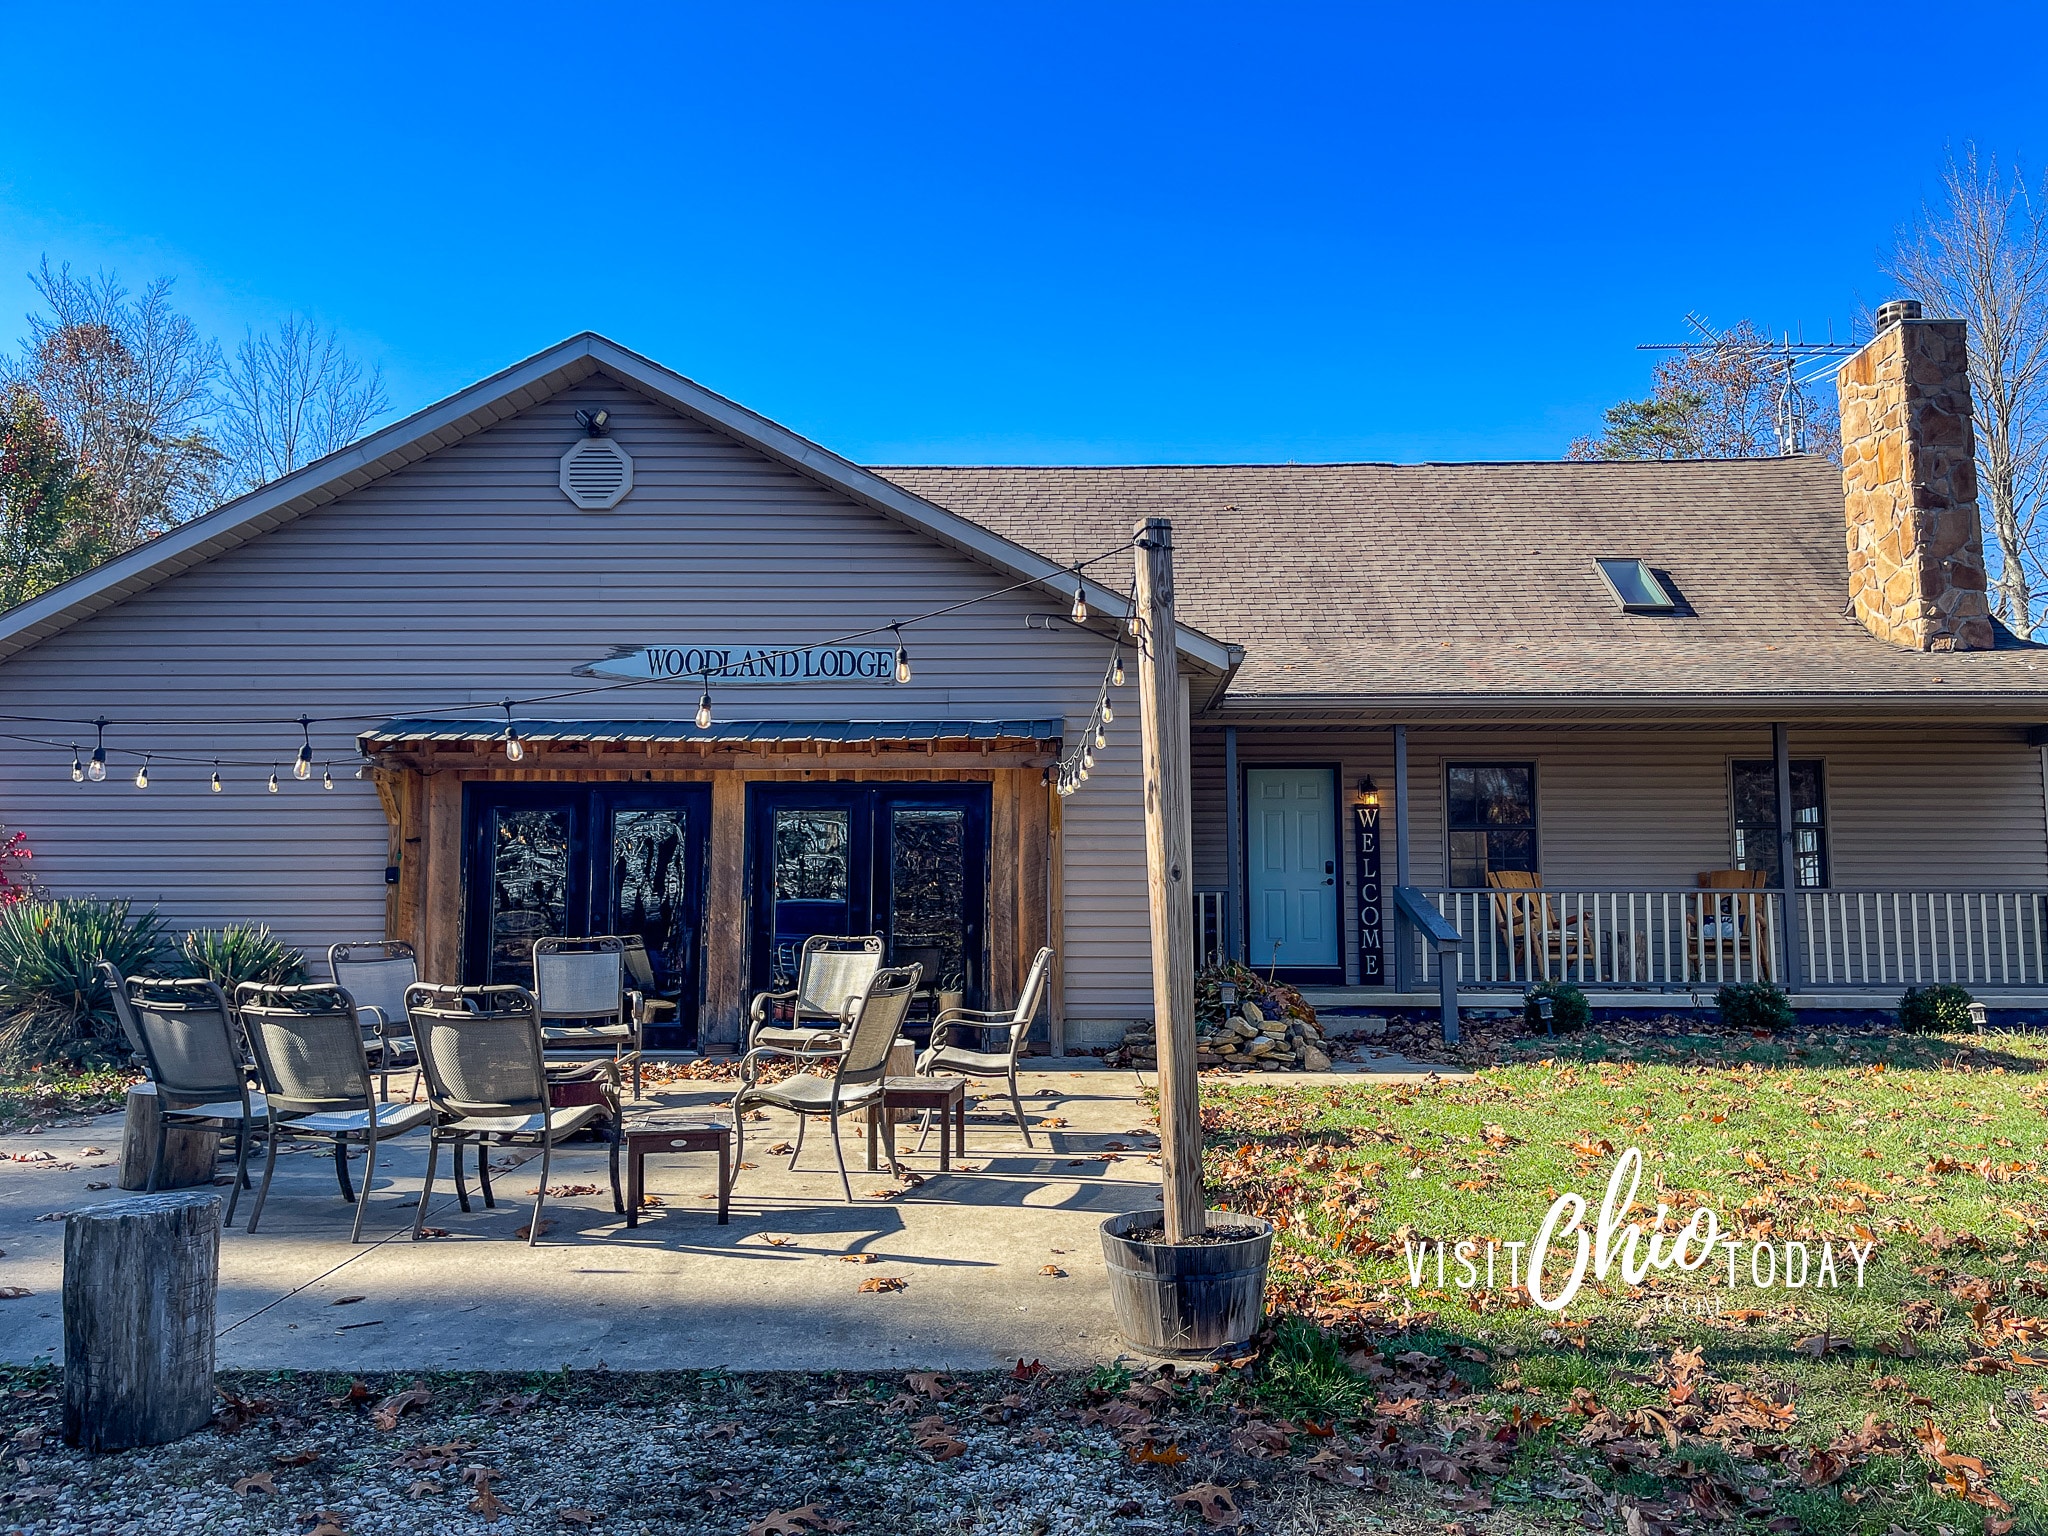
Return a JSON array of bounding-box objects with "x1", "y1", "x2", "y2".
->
[{"x1": 1835, "y1": 298, "x2": 1995, "y2": 651}]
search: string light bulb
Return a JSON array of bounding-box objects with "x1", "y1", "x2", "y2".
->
[
  {"x1": 133, "y1": 757, "x2": 149, "y2": 790},
  {"x1": 88, "y1": 718, "x2": 107, "y2": 781},
  {"x1": 892, "y1": 626, "x2": 912, "y2": 685},
  {"x1": 695, "y1": 678, "x2": 713, "y2": 732},
  {"x1": 1095, "y1": 723, "x2": 1106, "y2": 749},
  {"x1": 1127, "y1": 609, "x2": 1140, "y2": 637},
  {"x1": 1083, "y1": 748, "x2": 1095, "y2": 770},
  {"x1": 70, "y1": 746, "x2": 84, "y2": 783},
  {"x1": 294, "y1": 715, "x2": 314, "y2": 780},
  {"x1": 1102, "y1": 702, "x2": 1114, "y2": 724},
  {"x1": 210, "y1": 764, "x2": 223, "y2": 793},
  {"x1": 1111, "y1": 654, "x2": 1125, "y2": 688},
  {"x1": 501, "y1": 699, "x2": 524, "y2": 762},
  {"x1": 1069, "y1": 574, "x2": 1088, "y2": 625},
  {"x1": 267, "y1": 768, "x2": 280, "y2": 794},
  {"x1": 322, "y1": 764, "x2": 335, "y2": 790}
]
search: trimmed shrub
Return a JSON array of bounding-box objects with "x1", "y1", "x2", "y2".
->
[
  {"x1": 1523, "y1": 980, "x2": 1590, "y2": 1033},
  {"x1": 1716, "y1": 980, "x2": 1795, "y2": 1033},
  {"x1": 179, "y1": 923, "x2": 307, "y2": 992},
  {"x1": 0, "y1": 897, "x2": 169, "y2": 1068},
  {"x1": 1898, "y1": 983, "x2": 1976, "y2": 1034}
]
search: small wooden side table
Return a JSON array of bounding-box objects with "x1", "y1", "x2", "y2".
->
[
  {"x1": 866, "y1": 1076, "x2": 969, "y2": 1172},
  {"x1": 624, "y1": 1121, "x2": 731, "y2": 1226}
]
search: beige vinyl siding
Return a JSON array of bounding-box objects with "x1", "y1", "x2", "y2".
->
[
  {"x1": 0, "y1": 378, "x2": 1146, "y2": 1025},
  {"x1": 1194, "y1": 725, "x2": 2048, "y2": 907}
]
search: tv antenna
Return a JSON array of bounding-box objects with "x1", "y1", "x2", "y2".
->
[{"x1": 1639, "y1": 312, "x2": 1858, "y2": 455}]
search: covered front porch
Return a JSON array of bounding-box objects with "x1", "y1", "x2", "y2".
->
[{"x1": 1191, "y1": 711, "x2": 2048, "y2": 1007}]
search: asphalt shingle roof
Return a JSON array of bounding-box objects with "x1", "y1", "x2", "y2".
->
[{"x1": 876, "y1": 458, "x2": 2048, "y2": 707}]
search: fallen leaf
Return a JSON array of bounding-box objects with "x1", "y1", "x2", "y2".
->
[
  {"x1": 406, "y1": 1479, "x2": 444, "y2": 1497},
  {"x1": 371, "y1": 1386, "x2": 432, "y2": 1431},
  {"x1": 1128, "y1": 1439, "x2": 1187, "y2": 1465},
  {"x1": 417, "y1": 1226, "x2": 451, "y2": 1239},
  {"x1": 746, "y1": 1505, "x2": 840, "y2": 1536},
  {"x1": 84, "y1": 1181, "x2": 110, "y2": 1191},
  {"x1": 512, "y1": 1220, "x2": 554, "y2": 1241},
  {"x1": 761, "y1": 1235, "x2": 792, "y2": 1246},
  {"x1": 1039, "y1": 1264, "x2": 1067, "y2": 1277},
  {"x1": 767, "y1": 1142, "x2": 795, "y2": 1155},
  {"x1": 0, "y1": 1286, "x2": 32, "y2": 1300},
  {"x1": 839, "y1": 1253, "x2": 875, "y2": 1264},
  {"x1": 232, "y1": 1472, "x2": 276, "y2": 1496},
  {"x1": 329, "y1": 1296, "x2": 366, "y2": 1307},
  {"x1": 859, "y1": 1276, "x2": 907, "y2": 1293},
  {"x1": 1039, "y1": 1116, "x2": 1068, "y2": 1128},
  {"x1": 1012, "y1": 1358, "x2": 1046, "y2": 1380},
  {"x1": 559, "y1": 1511, "x2": 602, "y2": 1527},
  {"x1": 273, "y1": 1450, "x2": 319, "y2": 1467},
  {"x1": 325, "y1": 1379, "x2": 371, "y2": 1409},
  {"x1": 1171, "y1": 1483, "x2": 1241, "y2": 1527}
]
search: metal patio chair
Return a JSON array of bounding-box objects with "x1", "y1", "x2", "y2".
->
[
  {"x1": 328, "y1": 939, "x2": 422, "y2": 1101},
  {"x1": 732, "y1": 964, "x2": 920, "y2": 1202},
  {"x1": 532, "y1": 936, "x2": 643, "y2": 1099},
  {"x1": 619, "y1": 935, "x2": 679, "y2": 1035},
  {"x1": 746, "y1": 934, "x2": 884, "y2": 1061},
  {"x1": 236, "y1": 982, "x2": 434, "y2": 1241},
  {"x1": 406, "y1": 982, "x2": 621, "y2": 1245},
  {"x1": 109, "y1": 969, "x2": 266, "y2": 1226},
  {"x1": 916, "y1": 945, "x2": 1053, "y2": 1149}
]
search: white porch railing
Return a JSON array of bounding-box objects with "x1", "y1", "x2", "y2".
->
[
  {"x1": 1797, "y1": 890, "x2": 2048, "y2": 988},
  {"x1": 1409, "y1": 886, "x2": 2048, "y2": 991},
  {"x1": 1413, "y1": 887, "x2": 1780, "y2": 988}
]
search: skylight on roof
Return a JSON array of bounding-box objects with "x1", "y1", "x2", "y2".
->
[{"x1": 1596, "y1": 558, "x2": 1676, "y2": 613}]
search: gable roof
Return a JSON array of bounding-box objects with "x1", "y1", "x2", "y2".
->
[
  {"x1": 880, "y1": 460, "x2": 2048, "y2": 717},
  {"x1": 0, "y1": 334, "x2": 1236, "y2": 676}
]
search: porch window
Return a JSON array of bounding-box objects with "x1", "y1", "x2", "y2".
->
[
  {"x1": 1730, "y1": 760, "x2": 1828, "y2": 887},
  {"x1": 1446, "y1": 763, "x2": 1537, "y2": 888}
]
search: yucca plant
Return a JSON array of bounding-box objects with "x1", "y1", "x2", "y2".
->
[
  {"x1": 179, "y1": 923, "x2": 308, "y2": 992},
  {"x1": 0, "y1": 897, "x2": 170, "y2": 1068}
]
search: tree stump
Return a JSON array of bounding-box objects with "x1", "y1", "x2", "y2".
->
[
  {"x1": 62, "y1": 1191, "x2": 221, "y2": 1450},
  {"x1": 117, "y1": 1082, "x2": 217, "y2": 1191}
]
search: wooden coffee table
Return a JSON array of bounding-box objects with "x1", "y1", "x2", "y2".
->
[
  {"x1": 624, "y1": 1120, "x2": 731, "y2": 1226},
  {"x1": 865, "y1": 1076, "x2": 968, "y2": 1172}
]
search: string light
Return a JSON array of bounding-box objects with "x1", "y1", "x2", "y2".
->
[
  {"x1": 1069, "y1": 572, "x2": 1088, "y2": 625},
  {"x1": 695, "y1": 672, "x2": 713, "y2": 732},
  {"x1": 88, "y1": 718, "x2": 107, "y2": 781},
  {"x1": 133, "y1": 756, "x2": 150, "y2": 790},
  {"x1": 1127, "y1": 609, "x2": 1140, "y2": 637},
  {"x1": 892, "y1": 626, "x2": 912, "y2": 685},
  {"x1": 294, "y1": 716, "x2": 313, "y2": 780},
  {"x1": 1112, "y1": 654, "x2": 1125, "y2": 688},
  {"x1": 322, "y1": 764, "x2": 335, "y2": 790},
  {"x1": 267, "y1": 768, "x2": 280, "y2": 794},
  {"x1": 1094, "y1": 723, "x2": 1106, "y2": 749},
  {"x1": 501, "y1": 699, "x2": 524, "y2": 762},
  {"x1": 210, "y1": 764, "x2": 223, "y2": 793},
  {"x1": 70, "y1": 746, "x2": 84, "y2": 783},
  {"x1": 1101, "y1": 702, "x2": 1114, "y2": 724}
]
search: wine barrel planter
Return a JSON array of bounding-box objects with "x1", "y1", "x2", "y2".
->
[{"x1": 1099, "y1": 1208, "x2": 1273, "y2": 1358}]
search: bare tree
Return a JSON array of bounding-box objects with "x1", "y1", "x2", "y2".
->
[
  {"x1": 9, "y1": 260, "x2": 222, "y2": 547},
  {"x1": 217, "y1": 315, "x2": 390, "y2": 491},
  {"x1": 1888, "y1": 148, "x2": 2048, "y2": 637},
  {"x1": 1569, "y1": 319, "x2": 1841, "y2": 463}
]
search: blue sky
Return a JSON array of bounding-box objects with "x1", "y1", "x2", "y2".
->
[{"x1": 3, "y1": 1, "x2": 2044, "y2": 464}]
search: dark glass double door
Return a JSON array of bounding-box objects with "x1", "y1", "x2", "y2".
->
[
  {"x1": 464, "y1": 784, "x2": 709, "y2": 1047},
  {"x1": 749, "y1": 784, "x2": 990, "y2": 1009}
]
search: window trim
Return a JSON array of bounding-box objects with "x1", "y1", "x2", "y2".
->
[
  {"x1": 1726, "y1": 756, "x2": 1831, "y2": 889},
  {"x1": 1594, "y1": 557, "x2": 1677, "y2": 614},
  {"x1": 1443, "y1": 760, "x2": 1540, "y2": 889}
]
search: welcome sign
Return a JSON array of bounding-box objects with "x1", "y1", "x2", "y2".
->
[{"x1": 576, "y1": 643, "x2": 901, "y2": 684}]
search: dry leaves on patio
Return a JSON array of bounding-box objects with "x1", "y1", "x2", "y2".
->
[
  {"x1": 0, "y1": 1287, "x2": 32, "y2": 1300},
  {"x1": 839, "y1": 1253, "x2": 874, "y2": 1264},
  {"x1": 1039, "y1": 1265, "x2": 1067, "y2": 1277},
  {"x1": 857, "y1": 1276, "x2": 907, "y2": 1293},
  {"x1": 513, "y1": 1220, "x2": 555, "y2": 1241}
]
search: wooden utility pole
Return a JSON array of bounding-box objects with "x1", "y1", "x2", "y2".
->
[{"x1": 1135, "y1": 517, "x2": 1204, "y2": 1243}]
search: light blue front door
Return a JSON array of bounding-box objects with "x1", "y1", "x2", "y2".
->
[{"x1": 1246, "y1": 767, "x2": 1339, "y2": 971}]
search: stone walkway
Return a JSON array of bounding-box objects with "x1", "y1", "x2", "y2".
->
[{"x1": 0, "y1": 1056, "x2": 1459, "y2": 1372}]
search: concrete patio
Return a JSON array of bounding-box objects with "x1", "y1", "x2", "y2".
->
[{"x1": 0, "y1": 1056, "x2": 1459, "y2": 1373}]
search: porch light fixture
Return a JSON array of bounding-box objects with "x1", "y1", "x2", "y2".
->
[
  {"x1": 133, "y1": 756, "x2": 149, "y2": 790},
  {"x1": 210, "y1": 763, "x2": 223, "y2": 793},
  {"x1": 501, "y1": 699, "x2": 524, "y2": 762},
  {"x1": 70, "y1": 745, "x2": 83, "y2": 783},
  {"x1": 892, "y1": 626, "x2": 912, "y2": 684},
  {"x1": 1069, "y1": 572, "x2": 1088, "y2": 625},
  {"x1": 1595, "y1": 557, "x2": 1676, "y2": 614},
  {"x1": 1535, "y1": 994, "x2": 1555, "y2": 1036},
  {"x1": 574, "y1": 408, "x2": 611, "y2": 437},
  {"x1": 88, "y1": 718, "x2": 107, "y2": 781},
  {"x1": 1969, "y1": 1001, "x2": 1989, "y2": 1031},
  {"x1": 1357, "y1": 777, "x2": 1380, "y2": 808},
  {"x1": 294, "y1": 715, "x2": 314, "y2": 780}
]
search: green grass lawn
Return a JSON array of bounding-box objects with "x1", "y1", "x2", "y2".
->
[{"x1": 1202, "y1": 1026, "x2": 2048, "y2": 1533}]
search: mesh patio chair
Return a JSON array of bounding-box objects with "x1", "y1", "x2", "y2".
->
[
  {"x1": 619, "y1": 935, "x2": 678, "y2": 1034},
  {"x1": 916, "y1": 945, "x2": 1054, "y2": 1149},
  {"x1": 533, "y1": 936, "x2": 643, "y2": 1099},
  {"x1": 732, "y1": 964, "x2": 920, "y2": 1202},
  {"x1": 95, "y1": 959, "x2": 151, "y2": 1066},
  {"x1": 746, "y1": 934, "x2": 884, "y2": 1062},
  {"x1": 236, "y1": 982, "x2": 434, "y2": 1242},
  {"x1": 328, "y1": 940, "x2": 422, "y2": 1102},
  {"x1": 111, "y1": 970, "x2": 266, "y2": 1225},
  {"x1": 406, "y1": 982, "x2": 621, "y2": 1245}
]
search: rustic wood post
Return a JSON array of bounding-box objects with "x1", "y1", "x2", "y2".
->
[
  {"x1": 117, "y1": 1082, "x2": 217, "y2": 1191},
  {"x1": 63, "y1": 1192, "x2": 221, "y2": 1450},
  {"x1": 1135, "y1": 517, "x2": 1204, "y2": 1244}
]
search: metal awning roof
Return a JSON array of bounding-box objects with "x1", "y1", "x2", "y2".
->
[{"x1": 360, "y1": 718, "x2": 1064, "y2": 748}]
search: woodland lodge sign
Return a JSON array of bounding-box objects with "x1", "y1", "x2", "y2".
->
[{"x1": 576, "y1": 643, "x2": 901, "y2": 684}]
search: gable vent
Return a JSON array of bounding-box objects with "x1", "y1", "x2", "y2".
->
[{"x1": 559, "y1": 437, "x2": 634, "y2": 510}]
